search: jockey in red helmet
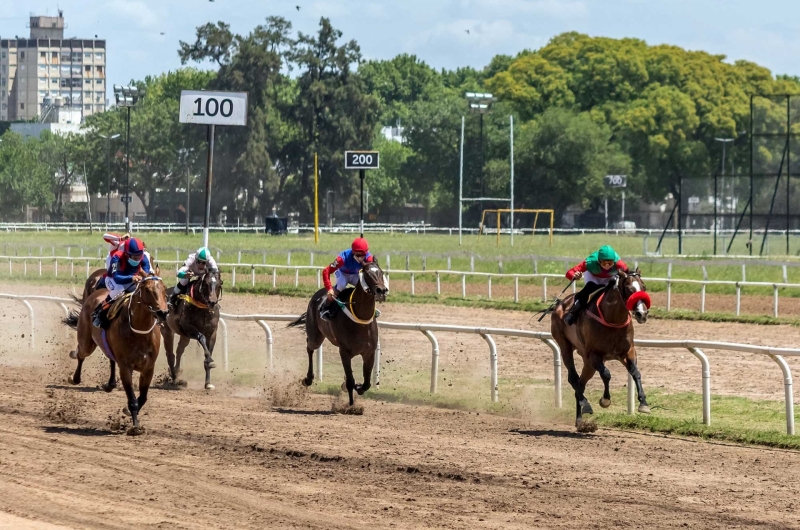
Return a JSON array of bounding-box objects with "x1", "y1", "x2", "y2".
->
[
  {"x1": 319, "y1": 237, "x2": 374, "y2": 320},
  {"x1": 92, "y1": 237, "x2": 154, "y2": 329}
]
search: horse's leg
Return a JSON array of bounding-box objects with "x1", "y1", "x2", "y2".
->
[
  {"x1": 593, "y1": 356, "x2": 612, "y2": 408},
  {"x1": 119, "y1": 364, "x2": 140, "y2": 429},
  {"x1": 575, "y1": 361, "x2": 596, "y2": 427},
  {"x1": 340, "y1": 349, "x2": 356, "y2": 406},
  {"x1": 174, "y1": 335, "x2": 191, "y2": 384},
  {"x1": 163, "y1": 328, "x2": 177, "y2": 381},
  {"x1": 356, "y1": 351, "x2": 374, "y2": 395},
  {"x1": 623, "y1": 350, "x2": 650, "y2": 413},
  {"x1": 194, "y1": 332, "x2": 215, "y2": 389},
  {"x1": 70, "y1": 358, "x2": 84, "y2": 386},
  {"x1": 137, "y1": 362, "x2": 155, "y2": 414},
  {"x1": 103, "y1": 360, "x2": 117, "y2": 392},
  {"x1": 302, "y1": 330, "x2": 325, "y2": 388},
  {"x1": 555, "y1": 337, "x2": 583, "y2": 423}
]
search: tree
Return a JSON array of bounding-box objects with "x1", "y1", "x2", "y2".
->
[
  {"x1": 0, "y1": 132, "x2": 52, "y2": 220},
  {"x1": 38, "y1": 131, "x2": 83, "y2": 221}
]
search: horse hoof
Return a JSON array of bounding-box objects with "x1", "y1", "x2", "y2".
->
[
  {"x1": 205, "y1": 361, "x2": 217, "y2": 369},
  {"x1": 580, "y1": 401, "x2": 594, "y2": 416},
  {"x1": 102, "y1": 384, "x2": 116, "y2": 393},
  {"x1": 638, "y1": 404, "x2": 651, "y2": 414},
  {"x1": 126, "y1": 425, "x2": 146, "y2": 436},
  {"x1": 599, "y1": 397, "x2": 611, "y2": 408},
  {"x1": 176, "y1": 379, "x2": 188, "y2": 388},
  {"x1": 68, "y1": 375, "x2": 78, "y2": 385},
  {"x1": 122, "y1": 407, "x2": 131, "y2": 417},
  {"x1": 69, "y1": 350, "x2": 77, "y2": 360},
  {"x1": 205, "y1": 383, "x2": 215, "y2": 390},
  {"x1": 301, "y1": 377, "x2": 313, "y2": 387},
  {"x1": 340, "y1": 381, "x2": 347, "y2": 392}
]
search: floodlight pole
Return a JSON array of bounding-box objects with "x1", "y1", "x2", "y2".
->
[
  {"x1": 458, "y1": 116, "x2": 465, "y2": 246},
  {"x1": 509, "y1": 115, "x2": 514, "y2": 247},
  {"x1": 124, "y1": 106, "x2": 131, "y2": 233}
]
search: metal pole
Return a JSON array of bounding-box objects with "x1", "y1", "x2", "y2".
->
[
  {"x1": 106, "y1": 137, "x2": 111, "y2": 222},
  {"x1": 678, "y1": 174, "x2": 683, "y2": 254},
  {"x1": 787, "y1": 95, "x2": 791, "y2": 255},
  {"x1": 509, "y1": 115, "x2": 514, "y2": 247},
  {"x1": 604, "y1": 197, "x2": 608, "y2": 229},
  {"x1": 124, "y1": 106, "x2": 131, "y2": 233},
  {"x1": 714, "y1": 172, "x2": 718, "y2": 255},
  {"x1": 185, "y1": 167, "x2": 190, "y2": 236},
  {"x1": 459, "y1": 116, "x2": 464, "y2": 246},
  {"x1": 621, "y1": 190, "x2": 625, "y2": 223},
  {"x1": 479, "y1": 113, "x2": 484, "y2": 200},
  {"x1": 749, "y1": 94, "x2": 754, "y2": 255},
  {"x1": 203, "y1": 124, "x2": 215, "y2": 248},
  {"x1": 314, "y1": 153, "x2": 319, "y2": 244},
  {"x1": 359, "y1": 168, "x2": 365, "y2": 237}
]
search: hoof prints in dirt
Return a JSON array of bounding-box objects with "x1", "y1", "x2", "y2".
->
[
  {"x1": 576, "y1": 418, "x2": 598, "y2": 433},
  {"x1": 331, "y1": 400, "x2": 365, "y2": 415},
  {"x1": 44, "y1": 388, "x2": 83, "y2": 424},
  {"x1": 153, "y1": 372, "x2": 187, "y2": 390},
  {"x1": 106, "y1": 410, "x2": 131, "y2": 433}
]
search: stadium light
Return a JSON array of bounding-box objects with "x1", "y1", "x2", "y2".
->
[{"x1": 113, "y1": 85, "x2": 145, "y2": 232}]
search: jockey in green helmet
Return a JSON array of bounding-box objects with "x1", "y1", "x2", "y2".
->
[
  {"x1": 563, "y1": 245, "x2": 630, "y2": 325},
  {"x1": 169, "y1": 247, "x2": 219, "y2": 308}
]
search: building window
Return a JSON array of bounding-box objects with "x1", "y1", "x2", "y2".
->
[
  {"x1": 84, "y1": 52, "x2": 91, "y2": 59},
  {"x1": 20, "y1": 103, "x2": 24, "y2": 110},
  {"x1": 1, "y1": 103, "x2": 6, "y2": 110},
  {"x1": 84, "y1": 65, "x2": 91, "y2": 72},
  {"x1": 39, "y1": 77, "x2": 47, "y2": 84},
  {"x1": 96, "y1": 66, "x2": 103, "y2": 75},
  {"x1": 40, "y1": 51, "x2": 46, "y2": 59},
  {"x1": 20, "y1": 51, "x2": 25, "y2": 60},
  {"x1": 1, "y1": 79, "x2": 5, "y2": 86},
  {"x1": 1, "y1": 52, "x2": 5, "y2": 59},
  {"x1": 96, "y1": 79, "x2": 103, "y2": 85},
  {"x1": 84, "y1": 104, "x2": 91, "y2": 110},
  {"x1": 95, "y1": 52, "x2": 104, "y2": 61},
  {"x1": 51, "y1": 78, "x2": 58, "y2": 84},
  {"x1": 51, "y1": 51, "x2": 58, "y2": 60}
]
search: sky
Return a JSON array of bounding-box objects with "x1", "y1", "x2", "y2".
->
[{"x1": 2, "y1": 0, "x2": 800, "y2": 101}]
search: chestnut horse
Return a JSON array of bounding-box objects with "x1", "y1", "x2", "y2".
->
[
  {"x1": 288, "y1": 260, "x2": 388, "y2": 406},
  {"x1": 161, "y1": 271, "x2": 222, "y2": 390},
  {"x1": 551, "y1": 269, "x2": 652, "y2": 429},
  {"x1": 63, "y1": 272, "x2": 168, "y2": 435}
]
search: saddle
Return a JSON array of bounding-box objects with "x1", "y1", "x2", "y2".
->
[
  {"x1": 178, "y1": 281, "x2": 208, "y2": 309},
  {"x1": 107, "y1": 292, "x2": 133, "y2": 322}
]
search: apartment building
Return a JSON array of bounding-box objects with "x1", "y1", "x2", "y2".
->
[{"x1": 0, "y1": 11, "x2": 106, "y2": 122}]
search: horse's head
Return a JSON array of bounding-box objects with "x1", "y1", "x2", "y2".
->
[
  {"x1": 199, "y1": 269, "x2": 223, "y2": 308},
  {"x1": 618, "y1": 268, "x2": 651, "y2": 324},
  {"x1": 360, "y1": 259, "x2": 388, "y2": 302},
  {"x1": 136, "y1": 273, "x2": 168, "y2": 323}
]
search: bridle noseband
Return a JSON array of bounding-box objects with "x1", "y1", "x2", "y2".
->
[{"x1": 128, "y1": 276, "x2": 165, "y2": 335}]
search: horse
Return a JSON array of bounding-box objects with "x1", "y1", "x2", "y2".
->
[
  {"x1": 63, "y1": 272, "x2": 168, "y2": 435},
  {"x1": 551, "y1": 269, "x2": 652, "y2": 430},
  {"x1": 287, "y1": 260, "x2": 388, "y2": 407},
  {"x1": 161, "y1": 271, "x2": 222, "y2": 390}
]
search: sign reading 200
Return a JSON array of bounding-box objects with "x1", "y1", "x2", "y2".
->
[{"x1": 345, "y1": 150, "x2": 380, "y2": 170}]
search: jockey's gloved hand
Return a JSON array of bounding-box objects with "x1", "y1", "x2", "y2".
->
[
  {"x1": 573, "y1": 271, "x2": 583, "y2": 280},
  {"x1": 326, "y1": 289, "x2": 336, "y2": 301}
]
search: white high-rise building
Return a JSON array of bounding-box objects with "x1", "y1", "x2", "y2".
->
[{"x1": 0, "y1": 11, "x2": 107, "y2": 122}]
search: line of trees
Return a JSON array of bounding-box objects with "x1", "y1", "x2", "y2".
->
[{"x1": 2, "y1": 18, "x2": 798, "y2": 225}]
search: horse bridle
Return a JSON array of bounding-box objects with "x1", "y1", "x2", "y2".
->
[
  {"x1": 194, "y1": 272, "x2": 222, "y2": 307},
  {"x1": 128, "y1": 276, "x2": 164, "y2": 335},
  {"x1": 358, "y1": 264, "x2": 384, "y2": 296}
]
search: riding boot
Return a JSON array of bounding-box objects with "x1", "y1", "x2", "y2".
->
[
  {"x1": 564, "y1": 300, "x2": 582, "y2": 326},
  {"x1": 169, "y1": 284, "x2": 185, "y2": 308},
  {"x1": 92, "y1": 296, "x2": 112, "y2": 329}
]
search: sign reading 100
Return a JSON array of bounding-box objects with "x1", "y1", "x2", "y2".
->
[
  {"x1": 345, "y1": 150, "x2": 380, "y2": 170},
  {"x1": 179, "y1": 90, "x2": 248, "y2": 126}
]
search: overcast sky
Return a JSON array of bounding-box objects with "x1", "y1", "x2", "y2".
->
[{"x1": 2, "y1": 0, "x2": 800, "y2": 100}]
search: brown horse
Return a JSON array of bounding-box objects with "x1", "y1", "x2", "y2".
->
[
  {"x1": 288, "y1": 260, "x2": 388, "y2": 406},
  {"x1": 551, "y1": 269, "x2": 652, "y2": 429},
  {"x1": 63, "y1": 272, "x2": 168, "y2": 435},
  {"x1": 161, "y1": 271, "x2": 222, "y2": 390}
]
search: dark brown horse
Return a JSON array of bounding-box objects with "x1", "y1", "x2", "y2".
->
[
  {"x1": 161, "y1": 271, "x2": 222, "y2": 390},
  {"x1": 288, "y1": 261, "x2": 388, "y2": 406},
  {"x1": 551, "y1": 269, "x2": 652, "y2": 429},
  {"x1": 63, "y1": 272, "x2": 168, "y2": 435}
]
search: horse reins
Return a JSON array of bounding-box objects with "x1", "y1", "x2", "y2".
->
[{"x1": 128, "y1": 276, "x2": 164, "y2": 335}]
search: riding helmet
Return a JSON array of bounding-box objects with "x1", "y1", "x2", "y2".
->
[
  {"x1": 197, "y1": 247, "x2": 211, "y2": 262},
  {"x1": 598, "y1": 245, "x2": 616, "y2": 262},
  {"x1": 351, "y1": 238, "x2": 369, "y2": 253},
  {"x1": 126, "y1": 238, "x2": 145, "y2": 257}
]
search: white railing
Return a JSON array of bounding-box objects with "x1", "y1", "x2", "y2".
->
[
  {"x1": 2, "y1": 292, "x2": 797, "y2": 434},
  {"x1": 3, "y1": 254, "x2": 800, "y2": 318}
]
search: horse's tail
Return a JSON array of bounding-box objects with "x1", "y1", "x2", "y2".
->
[
  {"x1": 62, "y1": 310, "x2": 80, "y2": 330},
  {"x1": 68, "y1": 289, "x2": 83, "y2": 306},
  {"x1": 287, "y1": 312, "x2": 308, "y2": 329}
]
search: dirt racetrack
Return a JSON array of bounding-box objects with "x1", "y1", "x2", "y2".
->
[{"x1": 1, "y1": 282, "x2": 800, "y2": 528}]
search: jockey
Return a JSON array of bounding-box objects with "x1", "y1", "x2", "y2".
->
[
  {"x1": 320, "y1": 237, "x2": 374, "y2": 320},
  {"x1": 92, "y1": 237, "x2": 154, "y2": 328},
  {"x1": 102, "y1": 232, "x2": 130, "y2": 270},
  {"x1": 563, "y1": 245, "x2": 630, "y2": 326},
  {"x1": 168, "y1": 247, "x2": 218, "y2": 308}
]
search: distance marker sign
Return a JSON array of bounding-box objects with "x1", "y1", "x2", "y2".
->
[
  {"x1": 345, "y1": 151, "x2": 380, "y2": 170},
  {"x1": 179, "y1": 90, "x2": 248, "y2": 126}
]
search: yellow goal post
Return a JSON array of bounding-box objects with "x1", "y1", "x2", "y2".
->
[{"x1": 479, "y1": 209, "x2": 554, "y2": 246}]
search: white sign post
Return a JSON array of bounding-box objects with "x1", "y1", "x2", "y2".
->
[
  {"x1": 604, "y1": 175, "x2": 628, "y2": 229},
  {"x1": 179, "y1": 90, "x2": 248, "y2": 247}
]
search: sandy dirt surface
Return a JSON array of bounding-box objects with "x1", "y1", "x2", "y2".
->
[{"x1": 1, "y1": 366, "x2": 800, "y2": 529}]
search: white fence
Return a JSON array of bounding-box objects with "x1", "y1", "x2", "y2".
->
[
  {"x1": 2, "y1": 291, "x2": 797, "y2": 435},
  {"x1": 3, "y1": 254, "x2": 800, "y2": 318}
]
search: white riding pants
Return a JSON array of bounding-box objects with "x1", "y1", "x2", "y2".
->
[
  {"x1": 334, "y1": 270, "x2": 360, "y2": 292},
  {"x1": 104, "y1": 276, "x2": 133, "y2": 300},
  {"x1": 583, "y1": 271, "x2": 612, "y2": 286}
]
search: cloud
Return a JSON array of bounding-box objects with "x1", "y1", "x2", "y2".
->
[
  {"x1": 462, "y1": 0, "x2": 588, "y2": 19},
  {"x1": 107, "y1": 0, "x2": 159, "y2": 29}
]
